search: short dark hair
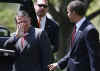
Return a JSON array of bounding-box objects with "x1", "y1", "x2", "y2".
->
[
  {"x1": 67, "y1": 1, "x2": 86, "y2": 16},
  {"x1": 17, "y1": 10, "x2": 29, "y2": 17},
  {"x1": 18, "y1": 3, "x2": 38, "y2": 27}
]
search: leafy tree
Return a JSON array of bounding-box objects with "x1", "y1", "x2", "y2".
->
[{"x1": 0, "y1": 0, "x2": 100, "y2": 60}]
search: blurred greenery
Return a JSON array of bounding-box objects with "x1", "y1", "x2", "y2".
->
[
  {"x1": 0, "y1": 0, "x2": 100, "y2": 71},
  {"x1": 0, "y1": 0, "x2": 100, "y2": 34},
  {"x1": 0, "y1": 3, "x2": 18, "y2": 33},
  {"x1": 86, "y1": 0, "x2": 100, "y2": 38}
]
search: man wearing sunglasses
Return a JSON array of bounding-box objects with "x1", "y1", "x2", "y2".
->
[{"x1": 34, "y1": 0, "x2": 59, "y2": 64}]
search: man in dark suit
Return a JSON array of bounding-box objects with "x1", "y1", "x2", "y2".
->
[
  {"x1": 4, "y1": 10, "x2": 51, "y2": 71},
  {"x1": 34, "y1": 0, "x2": 59, "y2": 63},
  {"x1": 48, "y1": 1, "x2": 100, "y2": 71}
]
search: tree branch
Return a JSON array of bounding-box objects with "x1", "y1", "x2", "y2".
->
[{"x1": 87, "y1": 9, "x2": 100, "y2": 20}]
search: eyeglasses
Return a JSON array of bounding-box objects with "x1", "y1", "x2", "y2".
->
[{"x1": 38, "y1": 4, "x2": 48, "y2": 8}]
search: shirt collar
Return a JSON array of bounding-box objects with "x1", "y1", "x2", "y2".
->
[
  {"x1": 76, "y1": 16, "x2": 86, "y2": 32},
  {"x1": 37, "y1": 16, "x2": 46, "y2": 30},
  {"x1": 37, "y1": 16, "x2": 46, "y2": 21}
]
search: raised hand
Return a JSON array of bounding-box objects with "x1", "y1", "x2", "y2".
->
[{"x1": 16, "y1": 23, "x2": 24, "y2": 38}]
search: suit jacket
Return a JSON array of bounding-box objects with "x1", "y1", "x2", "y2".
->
[
  {"x1": 57, "y1": 19, "x2": 100, "y2": 71},
  {"x1": 4, "y1": 26, "x2": 51, "y2": 71},
  {"x1": 45, "y1": 17, "x2": 59, "y2": 53}
]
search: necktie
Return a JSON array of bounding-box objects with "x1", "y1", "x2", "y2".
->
[
  {"x1": 38, "y1": 17, "x2": 41, "y2": 28},
  {"x1": 72, "y1": 25, "x2": 76, "y2": 45},
  {"x1": 21, "y1": 37, "x2": 25, "y2": 48}
]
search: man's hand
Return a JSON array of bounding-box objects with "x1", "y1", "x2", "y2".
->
[
  {"x1": 16, "y1": 24, "x2": 24, "y2": 38},
  {"x1": 48, "y1": 63, "x2": 58, "y2": 71}
]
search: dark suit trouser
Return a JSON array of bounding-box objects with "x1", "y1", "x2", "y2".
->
[{"x1": 0, "y1": 56, "x2": 15, "y2": 71}]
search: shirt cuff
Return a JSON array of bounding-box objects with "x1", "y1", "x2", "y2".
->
[{"x1": 56, "y1": 63, "x2": 60, "y2": 69}]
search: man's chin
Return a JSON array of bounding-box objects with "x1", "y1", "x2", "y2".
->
[{"x1": 70, "y1": 20, "x2": 75, "y2": 23}]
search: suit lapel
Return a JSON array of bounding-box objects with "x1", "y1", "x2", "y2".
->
[
  {"x1": 17, "y1": 38, "x2": 24, "y2": 52},
  {"x1": 72, "y1": 19, "x2": 89, "y2": 46},
  {"x1": 71, "y1": 30, "x2": 82, "y2": 48},
  {"x1": 70, "y1": 19, "x2": 90, "y2": 54},
  {"x1": 16, "y1": 27, "x2": 35, "y2": 53},
  {"x1": 45, "y1": 17, "x2": 51, "y2": 30},
  {"x1": 45, "y1": 17, "x2": 48, "y2": 30},
  {"x1": 71, "y1": 20, "x2": 88, "y2": 50},
  {"x1": 23, "y1": 39, "x2": 28, "y2": 49},
  {"x1": 17, "y1": 37, "x2": 28, "y2": 53}
]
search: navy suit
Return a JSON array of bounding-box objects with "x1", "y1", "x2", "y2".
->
[
  {"x1": 57, "y1": 19, "x2": 100, "y2": 71},
  {"x1": 4, "y1": 26, "x2": 51, "y2": 71},
  {"x1": 41, "y1": 17, "x2": 59, "y2": 63},
  {"x1": 45, "y1": 17, "x2": 59, "y2": 53}
]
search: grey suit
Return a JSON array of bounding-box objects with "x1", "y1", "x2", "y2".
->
[{"x1": 4, "y1": 26, "x2": 51, "y2": 71}]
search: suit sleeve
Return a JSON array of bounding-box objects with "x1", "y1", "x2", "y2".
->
[
  {"x1": 39, "y1": 30, "x2": 51, "y2": 71},
  {"x1": 86, "y1": 29, "x2": 100, "y2": 71},
  {"x1": 3, "y1": 36, "x2": 19, "y2": 50},
  {"x1": 57, "y1": 50, "x2": 70, "y2": 69}
]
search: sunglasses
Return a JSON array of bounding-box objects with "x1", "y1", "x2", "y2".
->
[{"x1": 38, "y1": 4, "x2": 48, "y2": 8}]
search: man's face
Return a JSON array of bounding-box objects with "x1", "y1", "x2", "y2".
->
[
  {"x1": 16, "y1": 16, "x2": 31, "y2": 33},
  {"x1": 34, "y1": 1, "x2": 48, "y2": 17},
  {"x1": 67, "y1": 8, "x2": 76, "y2": 23}
]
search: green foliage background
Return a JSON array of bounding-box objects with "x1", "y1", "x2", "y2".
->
[
  {"x1": 0, "y1": 0, "x2": 100, "y2": 34},
  {"x1": 0, "y1": 3, "x2": 18, "y2": 32},
  {"x1": 86, "y1": 0, "x2": 100, "y2": 38},
  {"x1": 0, "y1": 1, "x2": 100, "y2": 71}
]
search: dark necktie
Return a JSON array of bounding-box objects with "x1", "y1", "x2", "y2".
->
[{"x1": 72, "y1": 25, "x2": 76, "y2": 45}]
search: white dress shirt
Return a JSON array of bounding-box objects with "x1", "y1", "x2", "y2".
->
[
  {"x1": 76, "y1": 17, "x2": 86, "y2": 32},
  {"x1": 37, "y1": 16, "x2": 46, "y2": 30}
]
